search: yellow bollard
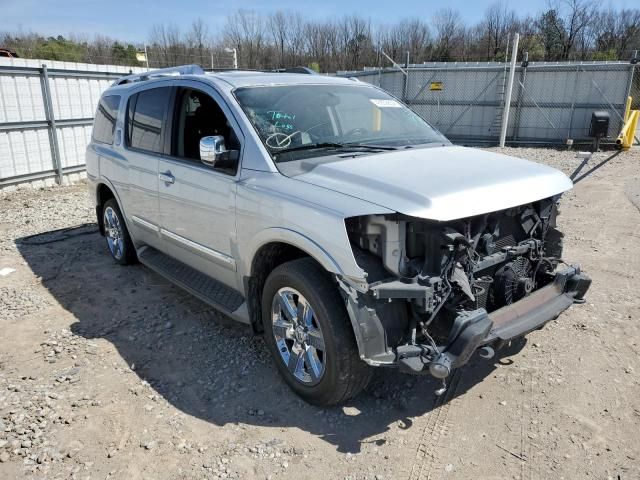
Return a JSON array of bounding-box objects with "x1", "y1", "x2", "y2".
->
[
  {"x1": 617, "y1": 110, "x2": 639, "y2": 150},
  {"x1": 623, "y1": 96, "x2": 632, "y2": 123},
  {"x1": 616, "y1": 96, "x2": 638, "y2": 150}
]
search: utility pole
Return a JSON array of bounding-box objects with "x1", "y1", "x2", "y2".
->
[
  {"x1": 404, "y1": 51, "x2": 410, "y2": 102},
  {"x1": 499, "y1": 33, "x2": 519, "y2": 148},
  {"x1": 224, "y1": 47, "x2": 238, "y2": 69},
  {"x1": 144, "y1": 44, "x2": 149, "y2": 70}
]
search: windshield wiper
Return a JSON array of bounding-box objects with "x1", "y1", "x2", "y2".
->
[
  {"x1": 273, "y1": 142, "x2": 346, "y2": 155},
  {"x1": 273, "y1": 142, "x2": 397, "y2": 156},
  {"x1": 341, "y1": 143, "x2": 398, "y2": 151}
]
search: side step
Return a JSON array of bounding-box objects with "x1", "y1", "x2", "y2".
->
[{"x1": 138, "y1": 246, "x2": 245, "y2": 314}]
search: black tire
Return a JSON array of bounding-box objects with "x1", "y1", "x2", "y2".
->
[
  {"x1": 102, "y1": 198, "x2": 137, "y2": 265},
  {"x1": 261, "y1": 258, "x2": 371, "y2": 405}
]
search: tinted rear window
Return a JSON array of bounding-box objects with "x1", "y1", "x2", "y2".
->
[
  {"x1": 127, "y1": 87, "x2": 171, "y2": 154},
  {"x1": 92, "y1": 95, "x2": 120, "y2": 144}
]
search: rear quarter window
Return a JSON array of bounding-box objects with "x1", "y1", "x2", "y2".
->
[
  {"x1": 126, "y1": 87, "x2": 171, "y2": 154},
  {"x1": 92, "y1": 95, "x2": 121, "y2": 144}
]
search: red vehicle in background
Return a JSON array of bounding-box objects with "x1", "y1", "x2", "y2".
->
[{"x1": 0, "y1": 48, "x2": 19, "y2": 58}]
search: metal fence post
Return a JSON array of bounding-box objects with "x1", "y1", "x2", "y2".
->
[
  {"x1": 40, "y1": 64, "x2": 63, "y2": 185},
  {"x1": 499, "y1": 33, "x2": 519, "y2": 147},
  {"x1": 566, "y1": 65, "x2": 580, "y2": 140},
  {"x1": 512, "y1": 51, "x2": 528, "y2": 141},
  {"x1": 624, "y1": 50, "x2": 637, "y2": 102},
  {"x1": 403, "y1": 51, "x2": 410, "y2": 102}
]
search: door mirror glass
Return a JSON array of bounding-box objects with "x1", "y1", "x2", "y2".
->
[{"x1": 199, "y1": 135, "x2": 226, "y2": 166}]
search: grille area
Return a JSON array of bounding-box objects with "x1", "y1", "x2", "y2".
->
[{"x1": 493, "y1": 234, "x2": 516, "y2": 252}]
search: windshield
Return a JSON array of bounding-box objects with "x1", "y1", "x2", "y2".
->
[{"x1": 234, "y1": 84, "x2": 449, "y2": 162}]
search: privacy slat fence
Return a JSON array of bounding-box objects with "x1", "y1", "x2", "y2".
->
[{"x1": 0, "y1": 58, "x2": 145, "y2": 189}]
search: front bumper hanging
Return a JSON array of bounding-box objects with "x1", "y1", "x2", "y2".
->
[
  {"x1": 398, "y1": 265, "x2": 591, "y2": 376},
  {"x1": 484, "y1": 264, "x2": 591, "y2": 345}
]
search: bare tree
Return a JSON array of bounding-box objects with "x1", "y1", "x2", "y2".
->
[
  {"x1": 343, "y1": 15, "x2": 373, "y2": 70},
  {"x1": 268, "y1": 11, "x2": 289, "y2": 68},
  {"x1": 187, "y1": 19, "x2": 209, "y2": 66},
  {"x1": 223, "y1": 9, "x2": 264, "y2": 69},
  {"x1": 482, "y1": 2, "x2": 518, "y2": 60},
  {"x1": 380, "y1": 19, "x2": 431, "y2": 64},
  {"x1": 431, "y1": 8, "x2": 463, "y2": 61},
  {"x1": 286, "y1": 12, "x2": 306, "y2": 66},
  {"x1": 149, "y1": 23, "x2": 184, "y2": 67},
  {"x1": 589, "y1": 8, "x2": 640, "y2": 58},
  {"x1": 3, "y1": 5, "x2": 640, "y2": 70},
  {"x1": 542, "y1": 0, "x2": 597, "y2": 59}
]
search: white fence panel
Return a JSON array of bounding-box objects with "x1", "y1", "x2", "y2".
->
[{"x1": 0, "y1": 58, "x2": 145, "y2": 189}]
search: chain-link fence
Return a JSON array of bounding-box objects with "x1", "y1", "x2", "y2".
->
[{"x1": 339, "y1": 60, "x2": 637, "y2": 146}]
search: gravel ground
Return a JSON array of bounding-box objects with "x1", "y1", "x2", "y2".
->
[{"x1": 0, "y1": 146, "x2": 639, "y2": 479}]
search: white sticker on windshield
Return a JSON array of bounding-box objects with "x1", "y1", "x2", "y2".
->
[{"x1": 370, "y1": 99, "x2": 402, "y2": 108}]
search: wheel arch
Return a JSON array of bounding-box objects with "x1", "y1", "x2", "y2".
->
[
  {"x1": 242, "y1": 229, "x2": 349, "y2": 333},
  {"x1": 242, "y1": 230, "x2": 397, "y2": 367},
  {"x1": 94, "y1": 179, "x2": 125, "y2": 236}
]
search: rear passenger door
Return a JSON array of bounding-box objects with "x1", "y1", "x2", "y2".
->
[
  {"x1": 121, "y1": 86, "x2": 172, "y2": 247},
  {"x1": 157, "y1": 82, "x2": 242, "y2": 289}
]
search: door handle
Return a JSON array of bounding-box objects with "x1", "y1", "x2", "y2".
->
[{"x1": 159, "y1": 171, "x2": 175, "y2": 184}]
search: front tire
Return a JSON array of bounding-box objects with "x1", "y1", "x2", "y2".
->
[
  {"x1": 102, "y1": 199, "x2": 137, "y2": 265},
  {"x1": 262, "y1": 258, "x2": 370, "y2": 405}
]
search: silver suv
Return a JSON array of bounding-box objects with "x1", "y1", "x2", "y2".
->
[{"x1": 86, "y1": 65, "x2": 591, "y2": 405}]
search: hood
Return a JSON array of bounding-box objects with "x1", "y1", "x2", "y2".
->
[{"x1": 291, "y1": 146, "x2": 573, "y2": 221}]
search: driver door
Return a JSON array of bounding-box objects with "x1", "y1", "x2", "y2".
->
[{"x1": 158, "y1": 82, "x2": 243, "y2": 289}]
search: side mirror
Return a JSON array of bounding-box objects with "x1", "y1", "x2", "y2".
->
[{"x1": 199, "y1": 135, "x2": 226, "y2": 167}]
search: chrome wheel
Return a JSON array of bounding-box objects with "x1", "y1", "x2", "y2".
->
[
  {"x1": 271, "y1": 287, "x2": 326, "y2": 385},
  {"x1": 103, "y1": 206, "x2": 124, "y2": 260}
]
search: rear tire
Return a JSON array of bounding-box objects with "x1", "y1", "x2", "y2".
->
[
  {"x1": 262, "y1": 258, "x2": 371, "y2": 405},
  {"x1": 102, "y1": 199, "x2": 137, "y2": 265}
]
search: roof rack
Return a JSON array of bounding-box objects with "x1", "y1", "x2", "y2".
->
[
  {"x1": 113, "y1": 64, "x2": 317, "y2": 86},
  {"x1": 113, "y1": 64, "x2": 205, "y2": 86},
  {"x1": 203, "y1": 66, "x2": 317, "y2": 75}
]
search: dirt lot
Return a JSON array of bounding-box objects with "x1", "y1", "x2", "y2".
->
[{"x1": 0, "y1": 147, "x2": 639, "y2": 480}]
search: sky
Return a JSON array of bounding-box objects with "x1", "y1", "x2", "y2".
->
[{"x1": 3, "y1": 0, "x2": 638, "y2": 44}]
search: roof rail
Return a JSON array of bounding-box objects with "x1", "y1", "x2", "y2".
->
[
  {"x1": 283, "y1": 66, "x2": 317, "y2": 74},
  {"x1": 278, "y1": 66, "x2": 317, "y2": 75},
  {"x1": 203, "y1": 66, "x2": 317, "y2": 75},
  {"x1": 113, "y1": 64, "x2": 205, "y2": 86}
]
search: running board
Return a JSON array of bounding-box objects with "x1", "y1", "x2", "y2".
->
[{"x1": 138, "y1": 246, "x2": 248, "y2": 321}]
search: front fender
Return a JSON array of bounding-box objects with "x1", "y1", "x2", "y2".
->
[{"x1": 242, "y1": 227, "x2": 365, "y2": 279}]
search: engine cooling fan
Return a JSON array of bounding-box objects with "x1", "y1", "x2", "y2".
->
[{"x1": 493, "y1": 257, "x2": 534, "y2": 307}]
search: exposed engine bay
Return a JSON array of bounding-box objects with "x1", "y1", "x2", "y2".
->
[{"x1": 342, "y1": 196, "x2": 590, "y2": 394}]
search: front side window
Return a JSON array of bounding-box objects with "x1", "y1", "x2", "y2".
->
[
  {"x1": 92, "y1": 95, "x2": 120, "y2": 144},
  {"x1": 234, "y1": 84, "x2": 449, "y2": 164},
  {"x1": 127, "y1": 87, "x2": 171, "y2": 154},
  {"x1": 171, "y1": 88, "x2": 240, "y2": 175}
]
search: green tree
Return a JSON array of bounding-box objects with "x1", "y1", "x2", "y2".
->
[
  {"x1": 34, "y1": 36, "x2": 85, "y2": 61},
  {"x1": 537, "y1": 10, "x2": 565, "y2": 60}
]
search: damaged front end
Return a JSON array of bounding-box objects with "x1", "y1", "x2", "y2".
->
[{"x1": 339, "y1": 196, "x2": 591, "y2": 393}]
